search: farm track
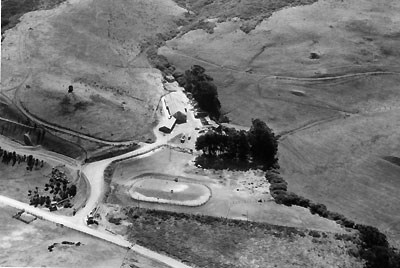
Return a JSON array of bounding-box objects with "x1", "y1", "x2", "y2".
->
[
  {"x1": 1, "y1": 5, "x2": 139, "y2": 147},
  {"x1": 278, "y1": 115, "x2": 343, "y2": 140},
  {"x1": 13, "y1": 82, "x2": 139, "y2": 146},
  {"x1": 0, "y1": 135, "x2": 193, "y2": 268},
  {"x1": 166, "y1": 50, "x2": 400, "y2": 81}
]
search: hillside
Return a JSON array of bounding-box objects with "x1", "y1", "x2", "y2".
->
[{"x1": 159, "y1": 0, "x2": 400, "y2": 247}]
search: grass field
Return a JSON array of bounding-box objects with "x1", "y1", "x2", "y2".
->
[
  {"x1": 108, "y1": 147, "x2": 343, "y2": 233},
  {"x1": 0, "y1": 160, "x2": 87, "y2": 215},
  {"x1": 0, "y1": 159, "x2": 52, "y2": 203},
  {"x1": 0, "y1": 206, "x2": 169, "y2": 268},
  {"x1": 1, "y1": 0, "x2": 187, "y2": 143},
  {"x1": 122, "y1": 208, "x2": 363, "y2": 268},
  {"x1": 279, "y1": 110, "x2": 400, "y2": 247},
  {"x1": 159, "y1": 0, "x2": 400, "y2": 248},
  {"x1": 160, "y1": 2, "x2": 400, "y2": 131}
]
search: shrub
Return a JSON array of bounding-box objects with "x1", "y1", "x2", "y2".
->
[
  {"x1": 270, "y1": 182, "x2": 288, "y2": 192},
  {"x1": 356, "y1": 225, "x2": 388, "y2": 248},
  {"x1": 309, "y1": 203, "x2": 328, "y2": 218},
  {"x1": 273, "y1": 192, "x2": 310, "y2": 207},
  {"x1": 309, "y1": 230, "x2": 321, "y2": 238}
]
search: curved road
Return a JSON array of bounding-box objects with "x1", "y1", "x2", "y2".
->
[
  {"x1": 0, "y1": 133, "x2": 192, "y2": 268},
  {"x1": 14, "y1": 82, "x2": 138, "y2": 146}
]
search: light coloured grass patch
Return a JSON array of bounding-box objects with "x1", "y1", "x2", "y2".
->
[{"x1": 129, "y1": 175, "x2": 211, "y2": 206}]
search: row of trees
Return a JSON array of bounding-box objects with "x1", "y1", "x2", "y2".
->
[
  {"x1": 0, "y1": 147, "x2": 44, "y2": 170},
  {"x1": 266, "y1": 171, "x2": 400, "y2": 268},
  {"x1": 195, "y1": 119, "x2": 278, "y2": 169},
  {"x1": 175, "y1": 65, "x2": 222, "y2": 119}
]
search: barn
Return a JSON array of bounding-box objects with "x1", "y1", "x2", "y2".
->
[{"x1": 164, "y1": 92, "x2": 187, "y2": 124}]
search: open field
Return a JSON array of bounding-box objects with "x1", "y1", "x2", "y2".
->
[
  {"x1": 0, "y1": 101, "x2": 86, "y2": 159},
  {"x1": 279, "y1": 110, "x2": 400, "y2": 247},
  {"x1": 0, "y1": 158, "x2": 52, "y2": 203},
  {"x1": 1, "y1": 0, "x2": 187, "y2": 142},
  {"x1": 160, "y1": 0, "x2": 400, "y2": 133},
  {"x1": 159, "y1": 0, "x2": 400, "y2": 247},
  {"x1": 108, "y1": 147, "x2": 343, "y2": 233},
  {"x1": 0, "y1": 205, "x2": 171, "y2": 268},
  {"x1": 121, "y1": 208, "x2": 363, "y2": 268},
  {"x1": 0, "y1": 159, "x2": 87, "y2": 215},
  {"x1": 1, "y1": 0, "x2": 399, "y2": 266}
]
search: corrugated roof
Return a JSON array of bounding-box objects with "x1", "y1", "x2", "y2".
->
[{"x1": 164, "y1": 92, "x2": 186, "y2": 116}]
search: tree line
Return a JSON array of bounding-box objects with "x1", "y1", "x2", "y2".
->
[
  {"x1": 0, "y1": 147, "x2": 44, "y2": 171},
  {"x1": 195, "y1": 119, "x2": 278, "y2": 169},
  {"x1": 175, "y1": 65, "x2": 222, "y2": 120},
  {"x1": 266, "y1": 171, "x2": 400, "y2": 268}
]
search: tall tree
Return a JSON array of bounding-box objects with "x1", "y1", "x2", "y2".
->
[{"x1": 248, "y1": 119, "x2": 278, "y2": 166}]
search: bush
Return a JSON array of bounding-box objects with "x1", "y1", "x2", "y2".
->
[
  {"x1": 270, "y1": 182, "x2": 288, "y2": 192},
  {"x1": 265, "y1": 170, "x2": 400, "y2": 268},
  {"x1": 309, "y1": 230, "x2": 321, "y2": 238},
  {"x1": 309, "y1": 203, "x2": 328, "y2": 218},
  {"x1": 356, "y1": 225, "x2": 388, "y2": 248},
  {"x1": 273, "y1": 192, "x2": 310, "y2": 207}
]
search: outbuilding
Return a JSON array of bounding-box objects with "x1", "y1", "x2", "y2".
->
[{"x1": 159, "y1": 117, "x2": 177, "y2": 133}]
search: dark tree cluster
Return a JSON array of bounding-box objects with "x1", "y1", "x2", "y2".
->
[
  {"x1": 28, "y1": 168, "x2": 76, "y2": 209},
  {"x1": 356, "y1": 225, "x2": 400, "y2": 268},
  {"x1": 195, "y1": 128, "x2": 249, "y2": 160},
  {"x1": 266, "y1": 171, "x2": 355, "y2": 228},
  {"x1": 0, "y1": 147, "x2": 44, "y2": 170},
  {"x1": 265, "y1": 171, "x2": 400, "y2": 268},
  {"x1": 195, "y1": 119, "x2": 278, "y2": 170},
  {"x1": 175, "y1": 65, "x2": 221, "y2": 119}
]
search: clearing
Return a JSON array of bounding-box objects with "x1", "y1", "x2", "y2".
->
[{"x1": 107, "y1": 147, "x2": 343, "y2": 233}]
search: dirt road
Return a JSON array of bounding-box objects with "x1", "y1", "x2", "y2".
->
[{"x1": 0, "y1": 115, "x2": 194, "y2": 268}]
